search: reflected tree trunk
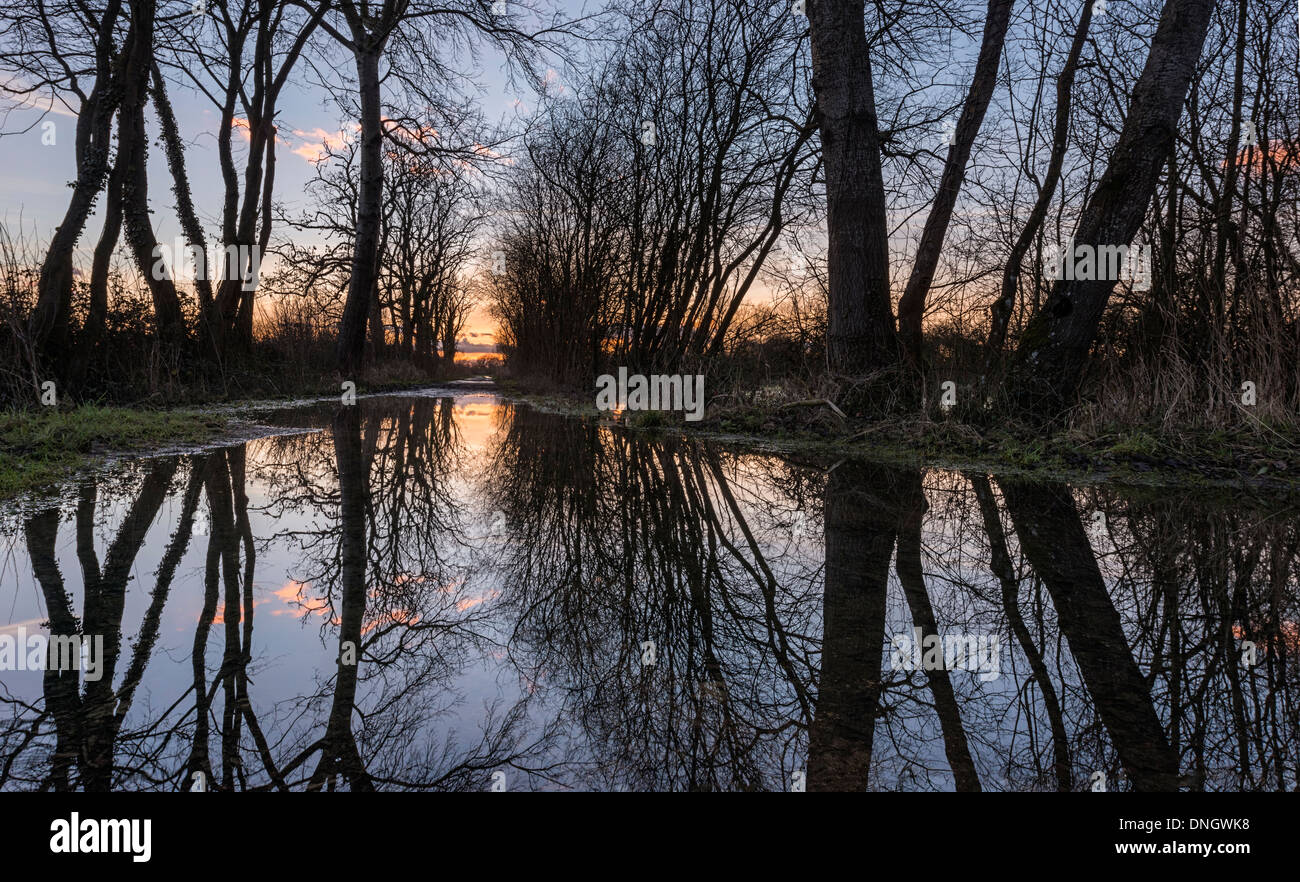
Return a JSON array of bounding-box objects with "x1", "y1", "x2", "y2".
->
[
  {"x1": 999, "y1": 478, "x2": 1179, "y2": 790},
  {"x1": 969, "y1": 474, "x2": 1071, "y2": 790},
  {"x1": 79, "y1": 459, "x2": 175, "y2": 790},
  {"x1": 24, "y1": 507, "x2": 81, "y2": 791},
  {"x1": 807, "y1": 462, "x2": 901, "y2": 791},
  {"x1": 24, "y1": 461, "x2": 178, "y2": 791},
  {"x1": 309, "y1": 405, "x2": 373, "y2": 790},
  {"x1": 896, "y1": 471, "x2": 981, "y2": 791}
]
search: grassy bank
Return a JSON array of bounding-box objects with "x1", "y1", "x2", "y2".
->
[
  {"x1": 0, "y1": 405, "x2": 236, "y2": 499},
  {"x1": 6, "y1": 377, "x2": 1296, "y2": 502},
  {"x1": 0, "y1": 366, "x2": 471, "y2": 500},
  {"x1": 497, "y1": 379, "x2": 1300, "y2": 492}
]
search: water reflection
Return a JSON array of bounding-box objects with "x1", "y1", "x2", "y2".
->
[{"x1": 0, "y1": 394, "x2": 1295, "y2": 791}]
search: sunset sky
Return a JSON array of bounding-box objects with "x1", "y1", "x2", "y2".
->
[{"x1": 0, "y1": 25, "x2": 557, "y2": 356}]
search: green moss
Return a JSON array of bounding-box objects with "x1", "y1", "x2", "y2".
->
[{"x1": 0, "y1": 405, "x2": 230, "y2": 499}]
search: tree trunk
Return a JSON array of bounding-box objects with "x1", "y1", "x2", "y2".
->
[
  {"x1": 312, "y1": 404, "x2": 375, "y2": 790},
  {"x1": 1006, "y1": 0, "x2": 1217, "y2": 419},
  {"x1": 151, "y1": 63, "x2": 218, "y2": 359},
  {"x1": 368, "y1": 274, "x2": 385, "y2": 360},
  {"x1": 895, "y1": 470, "x2": 982, "y2": 790},
  {"x1": 336, "y1": 46, "x2": 385, "y2": 378},
  {"x1": 246, "y1": 126, "x2": 279, "y2": 349},
  {"x1": 68, "y1": 151, "x2": 125, "y2": 389},
  {"x1": 117, "y1": 0, "x2": 187, "y2": 358},
  {"x1": 984, "y1": 0, "x2": 1097, "y2": 371},
  {"x1": 440, "y1": 318, "x2": 456, "y2": 372},
  {"x1": 1210, "y1": 0, "x2": 1248, "y2": 331},
  {"x1": 998, "y1": 478, "x2": 1180, "y2": 790},
  {"x1": 807, "y1": 0, "x2": 898, "y2": 379},
  {"x1": 969, "y1": 473, "x2": 1072, "y2": 790},
  {"x1": 807, "y1": 461, "x2": 901, "y2": 790},
  {"x1": 29, "y1": 0, "x2": 125, "y2": 375},
  {"x1": 897, "y1": 0, "x2": 1015, "y2": 371}
]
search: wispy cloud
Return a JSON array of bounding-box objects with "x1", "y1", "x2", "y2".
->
[
  {"x1": 286, "y1": 123, "x2": 359, "y2": 163},
  {"x1": 0, "y1": 85, "x2": 79, "y2": 119}
]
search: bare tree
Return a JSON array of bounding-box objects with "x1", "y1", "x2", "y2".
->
[
  {"x1": 806, "y1": 0, "x2": 898, "y2": 380},
  {"x1": 1005, "y1": 0, "x2": 1218, "y2": 418},
  {"x1": 1, "y1": 0, "x2": 126, "y2": 374}
]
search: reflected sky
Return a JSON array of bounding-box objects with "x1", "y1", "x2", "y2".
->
[{"x1": 0, "y1": 392, "x2": 1296, "y2": 791}]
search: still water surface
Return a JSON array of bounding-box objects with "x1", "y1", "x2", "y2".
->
[{"x1": 1, "y1": 391, "x2": 1295, "y2": 791}]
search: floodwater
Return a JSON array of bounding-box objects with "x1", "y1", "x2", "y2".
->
[{"x1": 0, "y1": 391, "x2": 1296, "y2": 791}]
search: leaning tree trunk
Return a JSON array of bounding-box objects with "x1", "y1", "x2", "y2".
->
[
  {"x1": 896, "y1": 0, "x2": 1015, "y2": 372},
  {"x1": 984, "y1": 0, "x2": 1097, "y2": 372},
  {"x1": 807, "y1": 0, "x2": 899, "y2": 380},
  {"x1": 336, "y1": 45, "x2": 385, "y2": 379},
  {"x1": 1006, "y1": 0, "x2": 1218, "y2": 419},
  {"x1": 29, "y1": 0, "x2": 125, "y2": 379}
]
